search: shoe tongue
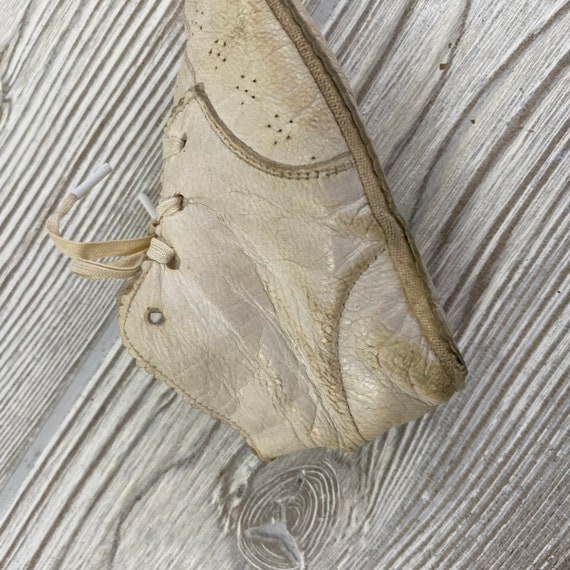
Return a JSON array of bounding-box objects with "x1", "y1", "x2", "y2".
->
[{"x1": 177, "y1": 0, "x2": 349, "y2": 166}]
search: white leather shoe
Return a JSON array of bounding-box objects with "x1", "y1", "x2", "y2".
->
[{"x1": 48, "y1": 0, "x2": 466, "y2": 460}]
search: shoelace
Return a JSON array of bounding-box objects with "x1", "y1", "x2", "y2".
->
[{"x1": 46, "y1": 164, "x2": 182, "y2": 280}]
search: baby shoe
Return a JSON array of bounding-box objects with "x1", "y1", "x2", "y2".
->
[{"x1": 47, "y1": 0, "x2": 466, "y2": 460}]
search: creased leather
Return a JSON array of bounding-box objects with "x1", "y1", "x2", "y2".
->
[{"x1": 117, "y1": 0, "x2": 466, "y2": 460}]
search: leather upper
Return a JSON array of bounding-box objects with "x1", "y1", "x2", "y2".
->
[{"x1": 117, "y1": 0, "x2": 464, "y2": 459}]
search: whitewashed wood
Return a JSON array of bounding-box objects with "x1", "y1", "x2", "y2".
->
[{"x1": 0, "y1": 0, "x2": 569, "y2": 568}]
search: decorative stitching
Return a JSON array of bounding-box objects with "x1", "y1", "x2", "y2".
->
[
  {"x1": 194, "y1": 83, "x2": 355, "y2": 179},
  {"x1": 170, "y1": 80, "x2": 356, "y2": 180},
  {"x1": 268, "y1": 0, "x2": 466, "y2": 392}
]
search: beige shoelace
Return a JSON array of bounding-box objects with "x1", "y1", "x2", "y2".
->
[{"x1": 46, "y1": 166, "x2": 182, "y2": 280}]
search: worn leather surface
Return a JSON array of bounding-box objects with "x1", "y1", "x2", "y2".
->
[{"x1": 118, "y1": 0, "x2": 465, "y2": 459}]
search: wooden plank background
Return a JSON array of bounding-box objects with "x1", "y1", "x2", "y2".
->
[{"x1": 0, "y1": 0, "x2": 569, "y2": 568}]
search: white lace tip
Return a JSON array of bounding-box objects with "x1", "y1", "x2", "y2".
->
[
  {"x1": 71, "y1": 163, "x2": 113, "y2": 199},
  {"x1": 138, "y1": 193, "x2": 157, "y2": 219}
]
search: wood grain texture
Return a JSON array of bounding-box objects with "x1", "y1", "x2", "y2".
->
[{"x1": 0, "y1": 0, "x2": 569, "y2": 568}]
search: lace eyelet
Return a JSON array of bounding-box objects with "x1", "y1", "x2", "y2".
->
[
  {"x1": 173, "y1": 193, "x2": 185, "y2": 210},
  {"x1": 167, "y1": 253, "x2": 180, "y2": 270},
  {"x1": 147, "y1": 308, "x2": 165, "y2": 326}
]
